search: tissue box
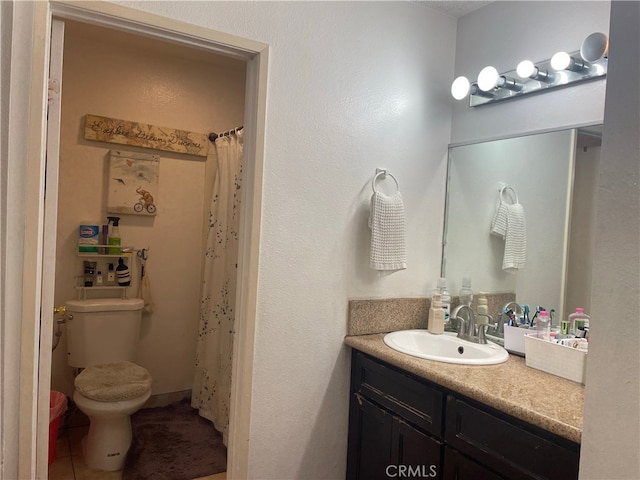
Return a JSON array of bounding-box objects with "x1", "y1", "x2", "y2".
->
[{"x1": 524, "y1": 334, "x2": 587, "y2": 384}]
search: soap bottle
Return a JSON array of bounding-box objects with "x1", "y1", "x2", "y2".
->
[
  {"x1": 568, "y1": 307, "x2": 590, "y2": 335},
  {"x1": 428, "y1": 294, "x2": 445, "y2": 334},
  {"x1": 432, "y1": 277, "x2": 451, "y2": 324},
  {"x1": 107, "y1": 216, "x2": 122, "y2": 255},
  {"x1": 107, "y1": 263, "x2": 116, "y2": 285},
  {"x1": 536, "y1": 310, "x2": 551, "y2": 341},
  {"x1": 458, "y1": 276, "x2": 473, "y2": 307},
  {"x1": 476, "y1": 295, "x2": 489, "y2": 325},
  {"x1": 116, "y1": 257, "x2": 131, "y2": 286}
]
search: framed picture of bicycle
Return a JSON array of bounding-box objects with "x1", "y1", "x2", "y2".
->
[{"x1": 107, "y1": 150, "x2": 160, "y2": 216}]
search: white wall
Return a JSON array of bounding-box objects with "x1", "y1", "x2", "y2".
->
[
  {"x1": 50, "y1": 21, "x2": 246, "y2": 397},
  {"x1": 580, "y1": 1, "x2": 640, "y2": 478},
  {"x1": 114, "y1": 2, "x2": 457, "y2": 478},
  {"x1": 451, "y1": 1, "x2": 610, "y2": 144}
]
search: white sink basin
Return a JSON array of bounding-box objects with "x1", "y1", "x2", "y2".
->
[{"x1": 383, "y1": 329, "x2": 509, "y2": 365}]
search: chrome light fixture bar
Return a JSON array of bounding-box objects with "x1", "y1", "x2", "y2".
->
[{"x1": 452, "y1": 32, "x2": 608, "y2": 107}]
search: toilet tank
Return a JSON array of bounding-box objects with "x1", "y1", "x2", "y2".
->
[{"x1": 65, "y1": 298, "x2": 144, "y2": 368}]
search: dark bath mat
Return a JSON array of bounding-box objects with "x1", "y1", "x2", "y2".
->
[{"x1": 123, "y1": 398, "x2": 226, "y2": 480}]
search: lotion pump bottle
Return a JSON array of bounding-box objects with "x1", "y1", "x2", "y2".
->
[
  {"x1": 476, "y1": 296, "x2": 489, "y2": 325},
  {"x1": 432, "y1": 277, "x2": 451, "y2": 324},
  {"x1": 428, "y1": 294, "x2": 445, "y2": 334},
  {"x1": 458, "y1": 276, "x2": 473, "y2": 307}
]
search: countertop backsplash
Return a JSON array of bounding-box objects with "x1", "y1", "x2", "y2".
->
[{"x1": 348, "y1": 292, "x2": 516, "y2": 336}]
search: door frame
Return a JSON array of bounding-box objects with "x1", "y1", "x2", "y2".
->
[{"x1": 22, "y1": 1, "x2": 267, "y2": 478}]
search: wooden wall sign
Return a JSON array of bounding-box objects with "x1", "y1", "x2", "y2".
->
[{"x1": 84, "y1": 114, "x2": 209, "y2": 157}]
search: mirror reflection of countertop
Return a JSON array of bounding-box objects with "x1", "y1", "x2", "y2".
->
[{"x1": 344, "y1": 333, "x2": 584, "y2": 444}]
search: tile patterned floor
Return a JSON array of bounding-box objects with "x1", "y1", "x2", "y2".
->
[{"x1": 48, "y1": 407, "x2": 226, "y2": 480}]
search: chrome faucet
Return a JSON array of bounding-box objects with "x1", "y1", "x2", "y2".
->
[{"x1": 451, "y1": 304, "x2": 489, "y2": 344}]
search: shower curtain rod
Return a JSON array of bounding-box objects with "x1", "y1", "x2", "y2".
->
[{"x1": 208, "y1": 125, "x2": 243, "y2": 142}]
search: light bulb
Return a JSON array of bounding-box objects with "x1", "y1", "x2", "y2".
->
[
  {"x1": 516, "y1": 60, "x2": 537, "y2": 79},
  {"x1": 551, "y1": 51, "x2": 572, "y2": 70},
  {"x1": 581, "y1": 32, "x2": 608, "y2": 62},
  {"x1": 451, "y1": 76, "x2": 471, "y2": 100},
  {"x1": 477, "y1": 66, "x2": 500, "y2": 92}
]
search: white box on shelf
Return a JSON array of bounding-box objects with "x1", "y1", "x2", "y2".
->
[
  {"x1": 524, "y1": 334, "x2": 587, "y2": 384},
  {"x1": 503, "y1": 325, "x2": 532, "y2": 355}
]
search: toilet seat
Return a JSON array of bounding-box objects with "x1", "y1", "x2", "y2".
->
[{"x1": 75, "y1": 361, "x2": 151, "y2": 402}]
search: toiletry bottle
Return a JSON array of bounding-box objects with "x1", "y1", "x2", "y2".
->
[
  {"x1": 428, "y1": 294, "x2": 445, "y2": 334},
  {"x1": 536, "y1": 310, "x2": 551, "y2": 341},
  {"x1": 96, "y1": 271, "x2": 103, "y2": 286},
  {"x1": 116, "y1": 257, "x2": 131, "y2": 286},
  {"x1": 432, "y1": 277, "x2": 451, "y2": 324},
  {"x1": 568, "y1": 307, "x2": 590, "y2": 335},
  {"x1": 458, "y1": 276, "x2": 473, "y2": 307},
  {"x1": 107, "y1": 263, "x2": 116, "y2": 285},
  {"x1": 107, "y1": 216, "x2": 122, "y2": 255},
  {"x1": 101, "y1": 223, "x2": 109, "y2": 254},
  {"x1": 476, "y1": 296, "x2": 489, "y2": 325}
]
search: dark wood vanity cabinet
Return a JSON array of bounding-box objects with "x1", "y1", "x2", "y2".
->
[{"x1": 347, "y1": 351, "x2": 580, "y2": 480}]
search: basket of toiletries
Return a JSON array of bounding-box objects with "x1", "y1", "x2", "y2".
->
[{"x1": 524, "y1": 334, "x2": 588, "y2": 384}]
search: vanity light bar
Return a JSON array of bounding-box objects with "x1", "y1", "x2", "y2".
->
[{"x1": 451, "y1": 32, "x2": 608, "y2": 107}]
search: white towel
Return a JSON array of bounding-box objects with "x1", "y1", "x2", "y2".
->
[
  {"x1": 490, "y1": 200, "x2": 509, "y2": 237},
  {"x1": 502, "y1": 203, "x2": 526, "y2": 271},
  {"x1": 368, "y1": 191, "x2": 407, "y2": 270}
]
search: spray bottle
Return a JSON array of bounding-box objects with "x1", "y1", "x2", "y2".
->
[{"x1": 107, "y1": 216, "x2": 121, "y2": 255}]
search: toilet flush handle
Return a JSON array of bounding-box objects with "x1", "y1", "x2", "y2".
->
[{"x1": 53, "y1": 306, "x2": 72, "y2": 323}]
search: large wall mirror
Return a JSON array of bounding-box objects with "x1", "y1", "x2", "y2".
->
[{"x1": 442, "y1": 125, "x2": 602, "y2": 322}]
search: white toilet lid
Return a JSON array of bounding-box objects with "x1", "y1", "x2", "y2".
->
[{"x1": 75, "y1": 361, "x2": 152, "y2": 402}]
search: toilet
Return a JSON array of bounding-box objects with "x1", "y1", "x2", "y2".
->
[{"x1": 65, "y1": 298, "x2": 152, "y2": 471}]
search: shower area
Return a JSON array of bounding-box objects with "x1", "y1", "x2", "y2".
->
[{"x1": 49, "y1": 18, "x2": 246, "y2": 447}]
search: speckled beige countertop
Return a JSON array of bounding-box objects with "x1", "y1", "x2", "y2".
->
[
  {"x1": 344, "y1": 333, "x2": 584, "y2": 444},
  {"x1": 346, "y1": 298, "x2": 585, "y2": 443}
]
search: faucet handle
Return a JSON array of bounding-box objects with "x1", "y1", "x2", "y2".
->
[{"x1": 478, "y1": 323, "x2": 491, "y2": 343}]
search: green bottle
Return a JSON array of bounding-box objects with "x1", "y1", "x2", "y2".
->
[{"x1": 107, "y1": 216, "x2": 121, "y2": 255}]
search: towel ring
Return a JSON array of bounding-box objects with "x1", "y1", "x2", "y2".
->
[
  {"x1": 372, "y1": 170, "x2": 400, "y2": 194},
  {"x1": 499, "y1": 185, "x2": 519, "y2": 204}
]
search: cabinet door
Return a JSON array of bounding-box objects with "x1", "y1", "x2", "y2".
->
[
  {"x1": 443, "y1": 447, "x2": 505, "y2": 480},
  {"x1": 347, "y1": 393, "x2": 444, "y2": 480},
  {"x1": 347, "y1": 393, "x2": 394, "y2": 480},
  {"x1": 394, "y1": 418, "x2": 442, "y2": 479}
]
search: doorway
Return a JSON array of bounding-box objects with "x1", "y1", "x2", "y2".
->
[{"x1": 31, "y1": 3, "x2": 267, "y2": 478}]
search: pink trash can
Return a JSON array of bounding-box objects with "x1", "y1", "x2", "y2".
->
[{"x1": 48, "y1": 391, "x2": 67, "y2": 465}]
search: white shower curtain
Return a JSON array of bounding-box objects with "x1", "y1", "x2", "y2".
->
[{"x1": 192, "y1": 129, "x2": 243, "y2": 446}]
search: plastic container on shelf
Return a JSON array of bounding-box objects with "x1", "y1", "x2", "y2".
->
[{"x1": 49, "y1": 391, "x2": 68, "y2": 465}]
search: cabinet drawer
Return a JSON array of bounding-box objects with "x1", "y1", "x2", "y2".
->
[
  {"x1": 445, "y1": 396, "x2": 579, "y2": 480},
  {"x1": 351, "y1": 351, "x2": 444, "y2": 436}
]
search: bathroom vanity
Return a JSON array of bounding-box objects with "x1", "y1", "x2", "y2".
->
[{"x1": 345, "y1": 333, "x2": 583, "y2": 480}]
